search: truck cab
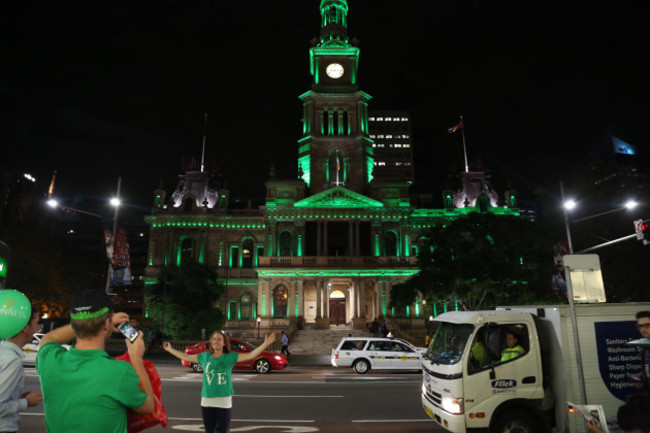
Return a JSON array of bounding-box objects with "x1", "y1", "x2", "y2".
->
[{"x1": 422, "y1": 311, "x2": 549, "y2": 433}]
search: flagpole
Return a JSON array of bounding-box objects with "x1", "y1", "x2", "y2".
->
[
  {"x1": 201, "y1": 113, "x2": 208, "y2": 173},
  {"x1": 460, "y1": 115, "x2": 469, "y2": 172}
]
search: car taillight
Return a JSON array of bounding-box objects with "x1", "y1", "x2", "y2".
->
[{"x1": 334, "y1": 353, "x2": 339, "y2": 359}]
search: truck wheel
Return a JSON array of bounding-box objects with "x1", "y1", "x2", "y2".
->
[
  {"x1": 192, "y1": 363, "x2": 203, "y2": 373},
  {"x1": 353, "y1": 359, "x2": 370, "y2": 374},
  {"x1": 255, "y1": 358, "x2": 271, "y2": 374},
  {"x1": 493, "y1": 410, "x2": 538, "y2": 433}
]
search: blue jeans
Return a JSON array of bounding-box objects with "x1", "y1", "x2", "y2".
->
[{"x1": 201, "y1": 406, "x2": 231, "y2": 433}]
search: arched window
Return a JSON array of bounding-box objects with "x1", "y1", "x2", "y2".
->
[
  {"x1": 242, "y1": 239, "x2": 254, "y2": 268},
  {"x1": 384, "y1": 231, "x2": 397, "y2": 256},
  {"x1": 328, "y1": 151, "x2": 345, "y2": 185},
  {"x1": 278, "y1": 232, "x2": 292, "y2": 257},
  {"x1": 273, "y1": 285, "x2": 288, "y2": 319},
  {"x1": 240, "y1": 291, "x2": 253, "y2": 320},
  {"x1": 180, "y1": 237, "x2": 194, "y2": 264}
]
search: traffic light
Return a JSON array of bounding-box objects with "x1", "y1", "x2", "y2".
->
[
  {"x1": 0, "y1": 241, "x2": 9, "y2": 290},
  {"x1": 635, "y1": 219, "x2": 650, "y2": 245}
]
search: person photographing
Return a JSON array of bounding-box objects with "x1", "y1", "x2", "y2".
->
[
  {"x1": 36, "y1": 290, "x2": 154, "y2": 433},
  {"x1": 163, "y1": 331, "x2": 276, "y2": 433}
]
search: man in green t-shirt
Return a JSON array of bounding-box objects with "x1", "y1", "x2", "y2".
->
[{"x1": 36, "y1": 290, "x2": 154, "y2": 433}]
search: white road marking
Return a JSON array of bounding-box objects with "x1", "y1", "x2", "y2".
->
[{"x1": 235, "y1": 395, "x2": 343, "y2": 398}]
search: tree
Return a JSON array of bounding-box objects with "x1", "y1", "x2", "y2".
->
[
  {"x1": 145, "y1": 261, "x2": 225, "y2": 339},
  {"x1": 391, "y1": 212, "x2": 561, "y2": 311}
]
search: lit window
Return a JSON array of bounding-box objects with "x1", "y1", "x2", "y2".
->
[
  {"x1": 369, "y1": 117, "x2": 375, "y2": 121},
  {"x1": 394, "y1": 144, "x2": 402, "y2": 148},
  {"x1": 404, "y1": 144, "x2": 410, "y2": 148},
  {"x1": 386, "y1": 134, "x2": 393, "y2": 138},
  {"x1": 385, "y1": 118, "x2": 392, "y2": 121},
  {"x1": 369, "y1": 134, "x2": 376, "y2": 138},
  {"x1": 395, "y1": 162, "x2": 403, "y2": 166},
  {"x1": 378, "y1": 135, "x2": 384, "y2": 138},
  {"x1": 402, "y1": 117, "x2": 408, "y2": 121},
  {"x1": 378, "y1": 161, "x2": 386, "y2": 166},
  {"x1": 377, "y1": 117, "x2": 384, "y2": 121},
  {"x1": 405, "y1": 162, "x2": 411, "y2": 166}
]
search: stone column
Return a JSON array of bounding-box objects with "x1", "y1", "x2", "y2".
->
[
  {"x1": 296, "y1": 279, "x2": 304, "y2": 318},
  {"x1": 352, "y1": 277, "x2": 367, "y2": 329},
  {"x1": 288, "y1": 281, "x2": 296, "y2": 318},
  {"x1": 315, "y1": 279, "x2": 322, "y2": 319},
  {"x1": 350, "y1": 280, "x2": 357, "y2": 319},
  {"x1": 315, "y1": 278, "x2": 330, "y2": 329}
]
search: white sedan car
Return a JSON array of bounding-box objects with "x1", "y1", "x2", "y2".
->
[
  {"x1": 22, "y1": 333, "x2": 70, "y2": 365},
  {"x1": 331, "y1": 337, "x2": 425, "y2": 374}
]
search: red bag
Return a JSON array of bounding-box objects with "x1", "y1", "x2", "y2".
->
[{"x1": 115, "y1": 352, "x2": 169, "y2": 433}]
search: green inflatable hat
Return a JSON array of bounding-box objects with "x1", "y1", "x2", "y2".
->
[{"x1": 0, "y1": 290, "x2": 31, "y2": 339}]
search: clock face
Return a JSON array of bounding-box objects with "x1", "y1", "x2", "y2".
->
[{"x1": 326, "y1": 63, "x2": 344, "y2": 79}]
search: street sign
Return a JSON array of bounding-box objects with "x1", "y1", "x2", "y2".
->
[{"x1": 563, "y1": 254, "x2": 606, "y2": 303}]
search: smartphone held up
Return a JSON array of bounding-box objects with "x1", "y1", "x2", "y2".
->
[{"x1": 117, "y1": 322, "x2": 139, "y2": 342}]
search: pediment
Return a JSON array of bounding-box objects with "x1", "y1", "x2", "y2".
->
[{"x1": 293, "y1": 186, "x2": 384, "y2": 208}]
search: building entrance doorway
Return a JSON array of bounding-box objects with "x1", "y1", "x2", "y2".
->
[{"x1": 329, "y1": 290, "x2": 346, "y2": 325}]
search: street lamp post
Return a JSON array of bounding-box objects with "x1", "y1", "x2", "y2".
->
[
  {"x1": 559, "y1": 181, "x2": 639, "y2": 406},
  {"x1": 105, "y1": 177, "x2": 122, "y2": 295},
  {"x1": 47, "y1": 177, "x2": 123, "y2": 295},
  {"x1": 257, "y1": 316, "x2": 261, "y2": 339}
]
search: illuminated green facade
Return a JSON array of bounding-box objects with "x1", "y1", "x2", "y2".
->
[{"x1": 143, "y1": 0, "x2": 520, "y2": 332}]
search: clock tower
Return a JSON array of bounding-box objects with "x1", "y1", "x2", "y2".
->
[{"x1": 297, "y1": 0, "x2": 374, "y2": 195}]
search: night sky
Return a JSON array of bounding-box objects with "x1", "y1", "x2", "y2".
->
[{"x1": 3, "y1": 1, "x2": 650, "y2": 222}]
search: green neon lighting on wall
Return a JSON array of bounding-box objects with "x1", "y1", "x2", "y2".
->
[
  {"x1": 382, "y1": 290, "x2": 386, "y2": 316},
  {"x1": 404, "y1": 235, "x2": 410, "y2": 257},
  {"x1": 295, "y1": 290, "x2": 299, "y2": 317},
  {"x1": 298, "y1": 234, "x2": 303, "y2": 257},
  {"x1": 216, "y1": 278, "x2": 258, "y2": 286},
  {"x1": 366, "y1": 155, "x2": 374, "y2": 182},
  {"x1": 257, "y1": 268, "x2": 418, "y2": 278},
  {"x1": 218, "y1": 242, "x2": 223, "y2": 267},
  {"x1": 374, "y1": 234, "x2": 380, "y2": 256},
  {"x1": 415, "y1": 300, "x2": 419, "y2": 317},
  {"x1": 294, "y1": 186, "x2": 384, "y2": 208},
  {"x1": 298, "y1": 154, "x2": 311, "y2": 187},
  {"x1": 176, "y1": 241, "x2": 181, "y2": 266},
  {"x1": 406, "y1": 306, "x2": 410, "y2": 317}
]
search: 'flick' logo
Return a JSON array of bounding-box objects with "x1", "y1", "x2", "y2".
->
[
  {"x1": 491, "y1": 379, "x2": 517, "y2": 389},
  {"x1": 6, "y1": 299, "x2": 15, "y2": 308}
]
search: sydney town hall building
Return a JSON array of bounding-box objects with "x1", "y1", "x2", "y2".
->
[{"x1": 143, "y1": 0, "x2": 519, "y2": 334}]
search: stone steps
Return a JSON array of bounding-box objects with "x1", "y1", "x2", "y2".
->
[{"x1": 288, "y1": 326, "x2": 371, "y2": 355}]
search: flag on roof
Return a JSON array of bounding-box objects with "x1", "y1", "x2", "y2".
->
[{"x1": 447, "y1": 121, "x2": 463, "y2": 134}]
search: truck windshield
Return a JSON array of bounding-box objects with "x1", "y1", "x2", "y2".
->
[{"x1": 425, "y1": 322, "x2": 474, "y2": 365}]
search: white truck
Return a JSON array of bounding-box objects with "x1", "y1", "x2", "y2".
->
[{"x1": 421, "y1": 303, "x2": 650, "y2": 433}]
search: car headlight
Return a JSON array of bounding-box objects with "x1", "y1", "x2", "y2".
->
[
  {"x1": 274, "y1": 355, "x2": 282, "y2": 360},
  {"x1": 441, "y1": 397, "x2": 464, "y2": 414}
]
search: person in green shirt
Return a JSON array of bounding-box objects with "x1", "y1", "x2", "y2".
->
[
  {"x1": 163, "y1": 330, "x2": 276, "y2": 433},
  {"x1": 36, "y1": 290, "x2": 154, "y2": 433},
  {"x1": 500, "y1": 331, "x2": 525, "y2": 362}
]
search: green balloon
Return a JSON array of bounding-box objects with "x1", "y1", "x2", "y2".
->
[{"x1": 0, "y1": 290, "x2": 31, "y2": 339}]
